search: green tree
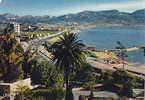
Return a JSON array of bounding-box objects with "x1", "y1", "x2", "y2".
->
[
  {"x1": 101, "y1": 70, "x2": 113, "y2": 89},
  {"x1": 22, "y1": 50, "x2": 36, "y2": 78},
  {"x1": 115, "y1": 41, "x2": 128, "y2": 70},
  {"x1": 31, "y1": 61, "x2": 64, "y2": 89},
  {"x1": 102, "y1": 70, "x2": 135, "y2": 98},
  {"x1": 49, "y1": 33, "x2": 85, "y2": 100},
  {"x1": 73, "y1": 63, "x2": 95, "y2": 83},
  {"x1": 0, "y1": 24, "x2": 24, "y2": 82},
  {"x1": 112, "y1": 70, "x2": 135, "y2": 98}
]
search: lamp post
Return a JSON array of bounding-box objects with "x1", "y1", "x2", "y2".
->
[
  {"x1": 142, "y1": 47, "x2": 145, "y2": 100},
  {"x1": 144, "y1": 78, "x2": 145, "y2": 100}
]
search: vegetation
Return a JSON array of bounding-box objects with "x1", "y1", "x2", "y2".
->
[
  {"x1": 49, "y1": 33, "x2": 86, "y2": 100},
  {"x1": 0, "y1": 25, "x2": 24, "y2": 82},
  {"x1": 83, "y1": 51, "x2": 98, "y2": 58},
  {"x1": 1, "y1": 25, "x2": 143, "y2": 100},
  {"x1": 15, "y1": 61, "x2": 65, "y2": 100},
  {"x1": 115, "y1": 41, "x2": 128, "y2": 69},
  {"x1": 22, "y1": 50, "x2": 36, "y2": 78},
  {"x1": 100, "y1": 69, "x2": 138, "y2": 98},
  {"x1": 31, "y1": 61, "x2": 64, "y2": 89},
  {"x1": 15, "y1": 88, "x2": 65, "y2": 100},
  {"x1": 79, "y1": 95, "x2": 86, "y2": 100},
  {"x1": 72, "y1": 63, "x2": 96, "y2": 85},
  {"x1": 0, "y1": 25, "x2": 36, "y2": 82}
]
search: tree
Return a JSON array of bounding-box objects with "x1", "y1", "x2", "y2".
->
[
  {"x1": 22, "y1": 50, "x2": 36, "y2": 78},
  {"x1": 101, "y1": 69, "x2": 135, "y2": 98},
  {"x1": 120, "y1": 80, "x2": 134, "y2": 98},
  {"x1": 112, "y1": 70, "x2": 134, "y2": 98},
  {"x1": 0, "y1": 24, "x2": 24, "y2": 82},
  {"x1": 49, "y1": 33, "x2": 85, "y2": 100},
  {"x1": 104, "y1": 69, "x2": 135, "y2": 98},
  {"x1": 72, "y1": 63, "x2": 96, "y2": 86},
  {"x1": 31, "y1": 61, "x2": 64, "y2": 89},
  {"x1": 115, "y1": 41, "x2": 128, "y2": 70}
]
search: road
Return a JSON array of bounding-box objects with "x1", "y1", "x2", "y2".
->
[
  {"x1": 86, "y1": 57, "x2": 115, "y2": 71},
  {"x1": 28, "y1": 30, "x2": 67, "y2": 48},
  {"x1": 87, "y1": 57, "x2": 145, "y2": 77}
]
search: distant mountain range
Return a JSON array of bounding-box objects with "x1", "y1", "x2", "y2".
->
[{"x1": 0, "y1": 9, "x2": 144, "y2": 25}]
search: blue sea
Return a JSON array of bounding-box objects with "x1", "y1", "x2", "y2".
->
[{"x1": 78, "y1": 26, "x2": 145, "y2": 64}]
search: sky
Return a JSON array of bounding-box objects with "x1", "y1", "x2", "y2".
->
[{"x1": 0, "y1": 0, "x2": 144, "y2": 16}]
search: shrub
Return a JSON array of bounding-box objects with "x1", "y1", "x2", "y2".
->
[
  {"x1": 15, "y1": 88, "x2": 65, "y2": 100},
  {"x1": 83, "y1": 51, "x2": 98, "y2": 58},
  {"x1": 31, "y1": 61, "x2": 64, "y2": 88},
  {"x1": 72, "y1": 63, "x2": 96, "y2": 84},
  {"x1": 83, "y1": 81, "x2": 96, "y2": 91},
  {"x1": 101, "y1": 69, "x2": 136, "y2": 98},
  {"x1": 79, "y1": 95, "x2": 86, "y2": 100}
]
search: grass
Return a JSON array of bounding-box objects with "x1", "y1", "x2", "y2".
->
[{"x1": 83, "y1": 51, "x2": 98, "y2": 58}]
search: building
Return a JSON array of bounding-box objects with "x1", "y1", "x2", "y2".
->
[
  {"x1": 10, "y1": 22, "x2": 20, "y2": 36},
  {"x1": 0, "y1": 78, "x2": 31, "y2": 100},
  {"x1": 10, "y1": 22, "x2": 21, "y2": 43}
]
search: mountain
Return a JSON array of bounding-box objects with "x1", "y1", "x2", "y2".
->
[
  {"x1": 50, "y1": 9, "x2": 145, "y2": 25},
  {"x1": 0, "y1": 9, "x2": 144, "y2": 25},
  {"x1": 131, "y1": 9, "x2": 145, "y2": 24},
  {"x1": 54, "y1": 9, "x2": 145, "y2": 25}
]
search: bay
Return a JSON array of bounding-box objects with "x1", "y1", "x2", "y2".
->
[{"x1": 79, "y1": 26, "x2": 145, "y2": 64}]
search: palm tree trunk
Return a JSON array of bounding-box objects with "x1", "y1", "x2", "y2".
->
[
  {"x1": 65, "y1": 67, "x2": 70, "y2": 100},
  {"x1": 65, "y1": 74, "x2": 69, "y2": 100}
]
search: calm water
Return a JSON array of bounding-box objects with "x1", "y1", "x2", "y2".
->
[{"x1": 79, "y1": 26, "x2": 145, "y2": 64}]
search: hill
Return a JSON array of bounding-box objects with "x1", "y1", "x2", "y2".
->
[{"x1": 0, "y1": 9, "x2": 144, "y2": 25}]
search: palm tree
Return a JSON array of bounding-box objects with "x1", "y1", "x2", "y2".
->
[
  {"x1": 49, "y1": 33, "x2": 85, "y2": 100},
  {"x1": 116, "y1": 41, "x2": 128, "y2": 70}
]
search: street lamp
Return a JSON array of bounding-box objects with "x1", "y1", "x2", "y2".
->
[{"x1": 142, "y1": 47, "x2": 145, "y2": 100}]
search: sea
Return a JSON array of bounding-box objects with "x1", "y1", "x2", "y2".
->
[{"x1": 78, "y1": 26, "x2": 145, "y2": 64}]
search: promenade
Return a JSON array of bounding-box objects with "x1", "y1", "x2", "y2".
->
[{"x1": 87, "y1": 57, "x2": 145, "y2": 77}]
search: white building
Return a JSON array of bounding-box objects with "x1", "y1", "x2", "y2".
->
[
  {"x1": 10, "y1": 22, "x2": 21, "y2": 43},
  {"x1": 0, "y1": 78, "x2": 31, "y2": 100},
  {"x1": 10, "y1": 22, "x2": 20, "y2": 36}
]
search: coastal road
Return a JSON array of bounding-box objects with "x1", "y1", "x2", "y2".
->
[
  {"x1": 28, "y1": 30, "x2": 67, "y2": 48},
  {"x1": 87, "y1": 57, "x2": 145, "y2": 77},
  {"x1": 86, "y1": 57, "x2": 115, "y2": 71}
]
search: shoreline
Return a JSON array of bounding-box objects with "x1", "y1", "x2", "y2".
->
[
  {"x1": 47, "y1": 25, "x2": 144, "y2": 66},
  {"x1": 87, "y1": 50, "x2": 145, "y2": 77},
  {"x1": 78, "y1": 24, "x2": 145, "y2": 31},
  {"x1": 45, "y1": 29, "x2": 145, "y2": 76}
]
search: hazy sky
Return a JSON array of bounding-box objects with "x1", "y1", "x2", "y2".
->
[{"x1": 0, "y1": 0, "x2": 144, "y2": 16}]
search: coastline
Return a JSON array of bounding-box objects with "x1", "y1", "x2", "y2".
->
[
  {"x1": 78, "y1": 23, "x2": 145, "y2": 31},
  {"x1": 47, "y1": 24, "x2": 144, "y2": 65},
  {"x1": 45, "y1": 26, "x2": 145, "y2": 77},
  {"x1": 88, "y1": 50, "x2": 145, "y2": 77}
]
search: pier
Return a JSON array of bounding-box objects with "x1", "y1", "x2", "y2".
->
[{"x1": 89, "y1": 46, "x2": 145, "y2": 53}]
